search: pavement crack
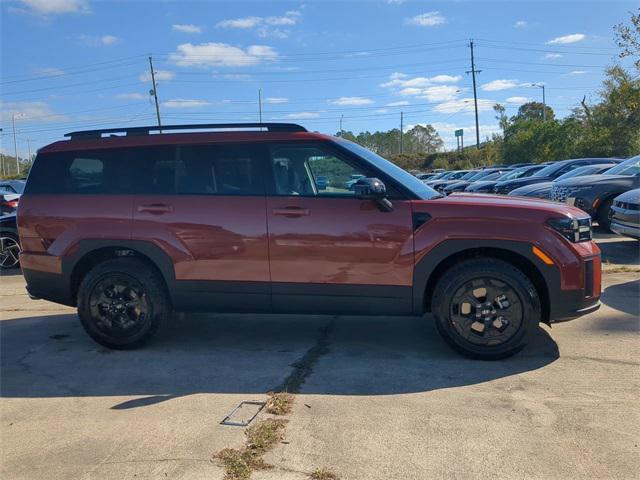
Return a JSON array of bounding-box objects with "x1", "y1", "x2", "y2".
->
[{"x1": 274, "y1": 316, "x2": 336, "y2": 394}]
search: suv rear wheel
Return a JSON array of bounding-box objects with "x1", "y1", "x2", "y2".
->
[
  {"x1": 77, "y1": 258, "x2": 169, "y2": 349},
  {"x1": 431, "y1": 258, "x2": 541, "y2": 360}
]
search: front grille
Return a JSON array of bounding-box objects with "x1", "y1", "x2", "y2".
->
[{"x1": 550, "y1": 186, "x2": 571, "y2": 203}]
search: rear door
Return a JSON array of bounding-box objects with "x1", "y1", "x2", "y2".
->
[
  {"x1": 265, "y1": 142, "x2": 415, "y2": 315},
  {"x1": 131, "y1": 143, "x2": 270, "y2": 311}
]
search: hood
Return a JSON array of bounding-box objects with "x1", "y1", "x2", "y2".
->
[
  {"x1": 414, "y1": 192, "x2": 587, "y2": 220},
  {"x1": 509, "y1": 182, "x2": 554, "y2": 195},
  {"x1": 554, "y1": 173, "x2": 636, "y2": 187},
  {"x1": 495, "y1": 176, "x2": 552, "y2": 189},
  {"x1": 443, "y1": 180, "x2": 471, "y2": 190},
  {"x1": 465, "y1": 180, "x2": 499, "y2": 191},
  {"x1": 614, "y1": 188, "x2": 640, "y2": 204}
]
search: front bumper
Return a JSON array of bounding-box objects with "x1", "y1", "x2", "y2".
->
[
  {"x1": 610, "y1": 221, "x2": 640, "y2": 239},
  {"x1": 547, "y1": 251, "x2": 601, "y2": 323}
]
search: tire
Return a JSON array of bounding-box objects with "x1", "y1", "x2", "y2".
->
[
  {"x1": 77, "y1": 258, "x2": 169, "y2": 349},
  {"x1": 0, "y1": 232, "x2": 21, "y2": 270},
  {"x1": 431, "y1": 258, "x2": 541, "y2": 360},
  {"x1": 596, "y1": 197, "x2": 614, "y2": 232}
]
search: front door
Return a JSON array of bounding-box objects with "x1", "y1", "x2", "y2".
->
[{"x1": 265, "y1": 143, "x2": 415, "y2": 315}]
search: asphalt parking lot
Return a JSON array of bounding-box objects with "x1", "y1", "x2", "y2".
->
[{"x1": 1, "y1": 234, "x2": 639, "y2": 480}]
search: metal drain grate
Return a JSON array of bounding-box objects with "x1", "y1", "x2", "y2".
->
[{"x1": 220, "y1": 401, "x2": 266, "y2": 427}]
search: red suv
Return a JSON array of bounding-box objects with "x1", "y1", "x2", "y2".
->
[{"x1": 18, "y1": 123, "x2": 601, "y2": 359}]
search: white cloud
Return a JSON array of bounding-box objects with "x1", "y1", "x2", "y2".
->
[
  {"x1": 115, "y1": 93, "x2": 147, "y2": 100},
  {"x1": 514, "y1": 20, "x2": 527, "y2": 28},
  {"x1": 265, "y1": 97, "x2": 288, "y2": 104},
  {"x1": 214, "y1": 73, "x2": 253, "y2": 81},
  {"x1": 386, "y1": 101, "x2": 410, "y2": 107},
  {"x1": 216, "y1": 11, "x2": 301, "y2": 38},
  {"x1": 169, "y1": 43, "x2": 278, "y2": 67},
  {"x1": 172, "y1": 24, "x2": 202, "y2": 34},
  {"x1": 139, "y1": 70, "x2": 175, "y2": 82},
  {"x1": 434, "y1": 98, "x2": 495, "y2": 114},
  {"x1": 329, "y1": 96, "x2": 374, "y2": 106},
  {"x1": 399, "y1": 87, "x2": 423, "y2": 96},
  {"x1": 543, "y1": 53, "x2": 563, "y2": 59},
  {"x1": 505, "y1": 96, "x2": 531, "y2": 104},
  {"x1": 481, "y1": 79, "x2": 520, "y2": 91},
  {"x1": 418, "y1": 85, "x2": 461, "y2": 102},
  {"x1": 375, "y1": 109, "x2": 389, "y2": 114},
  {"x1": 17, "y1": 0, "x2": 90, "y2": 15},
  {"x1": 546, "y1": 33, "x2": 586, "y2": 45},
  {"x1": 567, "y1": 70, "x2": 588, "y2": 75},
  {"x1": 163, "y1": 99, "x2": 210, "y2": 108},
  {"x1": 0, "y1": 101, "x2": 66, "y2": 122},
  {"x1": 380, "y1": 72, "x2": 460, "y2": 89},
  {"x1": 100, "y1": 35, "x2": 118, "y2": 46},
  {"x1": 387, "y1": 0, "x2": 406, "y2": 4},
  {"x1": 79, "y1": 34, "x2": 119, "y2": 47},
  {"x1": 406, "y1": 11, "x2": 446, "y2": 27},
  {"x1": 285, "y1": 112, "x2": 319, "y2": 119},
  {"x1": 35, "y1": 67, "x2": 66, "y2": 78}
]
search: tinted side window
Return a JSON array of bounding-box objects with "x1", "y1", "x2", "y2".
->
[
  {"x1": 176, "y1": 145, "x2": 263, "y2": 195},
  {"x1": 26, "y1": 150, "x2": 130, "y2": 194}
]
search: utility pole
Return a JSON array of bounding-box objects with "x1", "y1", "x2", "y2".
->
[
  {"x1": 258, "y1": 89, "x2": 263, "y2": 123},
  {"x1": 400, "y1": 111, "x2": 404, "y2": 154},
  {"x1": 466, "y1": 40, "x2": 481, "y2": 149},
  {"x1": 11, "y1": 113, "x2": 19, "y2": 174},
  {"x1": 27, "y1": 139, "x2": 32, "y2": 162},
  {"x1": 0, "y1": 128, "x2": 4, "y2": 177},
  {"x1": 530, "y1": 83, "x2": 546, "y2": 121},
  {"x1": 148, "y1": 56, "x2": 162, "y2": 132},
  {"x1": 339, "y1": 114, "x2": 344, "y2": 134}
]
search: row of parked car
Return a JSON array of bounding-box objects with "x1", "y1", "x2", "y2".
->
[{"x1": 415, "y1": 155, "x2": 640, "y2": 238}]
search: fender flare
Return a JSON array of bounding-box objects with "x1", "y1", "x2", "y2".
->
[
  {"x1": 412, "y1": 239, "x2": 559, "y2": 317},
  {"x1": 62, "y1": 239, "x2": 176, "y2": 298}
]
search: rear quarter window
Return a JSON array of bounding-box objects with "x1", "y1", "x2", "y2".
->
[{"x1": 25, "y1": 150, "x2": 131, "y2": 194}]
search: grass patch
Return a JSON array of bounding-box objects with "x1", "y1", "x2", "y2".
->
[
  {"x1": 309, "y1": 468, "x2": 340, "y2": 480},
  {"x1": 602, "y1": 265, "x2": 640, "y2": 274},
  {"x1": 266, "y1": 392, "x2": 294, "y2": 415},
  {"x1": 246, "y1": 418, "x2": 287, "y2": 452},
  {"x1": 214, "y1": 419, "x2": 287, "y2": 479}
]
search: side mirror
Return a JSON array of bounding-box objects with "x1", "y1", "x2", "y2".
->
[
  {"x1": 354, "y1": 177, "x2": 393, "y2": 212},
  {"x1": 353, "y1": 177, "x2": 386, "y2": 200}
]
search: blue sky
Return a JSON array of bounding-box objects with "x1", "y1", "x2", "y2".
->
[{"x1": 0, "y1": 0, "x2": 636, "y2": 156}]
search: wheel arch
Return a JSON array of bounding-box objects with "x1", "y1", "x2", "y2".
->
[
  {"x1": 414, "y1": 240, "x2": 554, "y2": 324},
  {"x1": 64, "y1": 240, "x2": 176, "y2": 306}
]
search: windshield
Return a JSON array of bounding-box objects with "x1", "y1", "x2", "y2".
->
[
  {"x1": 337, "y1": 139, "x2": 442, "y2": 199},
  {"x1": 604, "y1": 156, "x2": 640, "y2": 176},
  {"x1": 533, "y1": 161, "x2": 567, "y2": 178},
  {"x1": 555, "y1": 165, "x2": 608, "y2": 182},
  {"x1": 460, "y1": 170, "x2": 480, "y2": 180},
  {"x1": 499, "y1": 166, "x2": 538, "y2": 181}
]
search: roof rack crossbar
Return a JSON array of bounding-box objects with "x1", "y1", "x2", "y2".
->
[{"x1": 65, "y1": 122, "x2": 307, "y2": 139}]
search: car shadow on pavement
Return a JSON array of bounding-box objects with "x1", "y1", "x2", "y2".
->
[
  {"x1": 1, "y1": 311, "x2": 560, "y2": 407},
  {"x1": 599, "y1": 278, "x2": 640, "y2": 325}
]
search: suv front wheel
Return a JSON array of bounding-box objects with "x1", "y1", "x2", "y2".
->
[
  {"x1": 431, "y1": 258, "x2": 541, "y2": 360},
  {"x1": 77, "y1": 258, "x2": 169, "y2": 349}
]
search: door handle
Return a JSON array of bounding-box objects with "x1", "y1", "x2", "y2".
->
[
  {"x1": 138, "y1": 204, "x2": 173, "y2": 214},
  {"x1": 272, "y1": 207, "x2": 309, "y2": 217}
]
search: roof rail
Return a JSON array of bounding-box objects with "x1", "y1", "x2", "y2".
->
[{"x1": 64, "y1": 123, "x2": 307, "y2": 140}]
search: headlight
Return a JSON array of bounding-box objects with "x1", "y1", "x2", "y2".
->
[{"x1": 547, "y1": 217, "x2": 592, "y2": 242}]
